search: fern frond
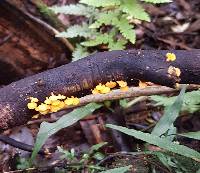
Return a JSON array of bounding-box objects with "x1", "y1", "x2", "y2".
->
[
  {"x1": 120, "y1": 0, "x2": 150, "y2": 22},
  {"x1": 49, "y1": 4, "x2": 96, "y2": 17},
  {"x1": 89, "y1": 11, "x2": 118, "y2": 28},
  {"x1": 72, "y1": 45, "x2": 90, "y2": 61},
  {"x1": 108, "y1": 39, "x2": 127, "y2": 50},
  {"x1": 81, "y1": 34, "x2": 111, "y2": 47},
  {"x1": 56, "y1": 23, "x2": 95, "y2": 38},
  {"x1": 141, "y1": 0, "x2": 172, "y2": 3},
  {"x1": 113, "y1": 17, "x2": 136, "y2": 44},
  {"x1": 80, "y1": 0, "x2": 121, "y2": 7}
]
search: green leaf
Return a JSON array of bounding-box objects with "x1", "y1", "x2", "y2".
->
[
  {"x1": 120, "y1": 0, "x2": 150, "y2": 21},
  {"x1": 56, "y1": 23, "x2": 95, "y2": 38},
  {"x1": 93, "y1": 152, "x2": 105, "y2": 161},
  {"x1": 80, "y1": 0, "x2": 121, "y2": 7},
  {"x1": 108, "y1": 39, "x2": 127, "y2": 50},
  {"x1": 81, "y1": 33, "x2": 111, "y2": 47},
  {"x1": 113, "y1": 17, "x2": 136, "y2": 44},
  {"x1": 89, "y1": 11, "x2": 118, "y2": 29},
  {"x1": 31, "y1": 103, "x2": 102, "y2": 161},
  {"x1": 99, "y1": 165, "x2": 132, "y2": 173},
  {"x1": 49, "y1": 4, "x2": 96, "y2": 17},
  {"x1": 89, "y1": 12, "x2": 136, "y2": 45},
  {"x1": 151, "y1": 86, "x2": 186, "y2": 137},
  {"x1": 89, "y1": 142, "x2": 107, "y2": 154},
  {"x1": 165, "y1": 125, "x2": 177, "y2": 141},
  {"x1": 17, "y1": 158, "x2": 32, "y2": 170},
  {"x1": 57, "y1": 146, "x2": 76, "y2": 160},
  {"x1": 141, "y1": 0, "x2": 172, "y2": 3},
  {"x1": 153, "y1": 152, "x2": 172, "y2": 170},
  {"x1": 178, "y1": 131, "x2": 200, "y2": 140},
  {"x1": 72, "y1": 45, "x2": 90, "y2": 61},
  {"x1": 119, "y1": 99, "x2": 128, "y2": 108},
  {"x1": 150, "y1": 89, "x2": 200, "y2": 113},
  {"x1": 106, "y1": 124, "x2": 200, "y2": 160}
]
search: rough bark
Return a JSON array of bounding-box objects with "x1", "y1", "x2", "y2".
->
[
  {"x1": 0, "y1": 49, "x2": 199, "y2": 131},
  {"x1": 0, "y1": 1, "x2": 71, "y2": 84}
]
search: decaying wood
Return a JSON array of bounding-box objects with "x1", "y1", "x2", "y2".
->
[
  {"x1": 0, "y1": 1, "x2": 71, "y2": 84},
  {"x1": 0, "y1": 49, "x2": 199, "y2": 131}
]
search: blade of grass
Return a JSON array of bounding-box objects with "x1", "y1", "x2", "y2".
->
[
  {"x1": 151, "y1": 86, "x2": 186, "y2": 137},
  {"x1": 99, "y1": 165, "x2": 132, "y2": 173},
  {"x1": 89, "y1": 142, "x2": 108, "y2": 154},
  {"x1": 31, "y1": 103, "x2": 102, "y2": 161},
  {"x1": 106, "y1": 124, "x2": 200, "y2": 160},
  {"x1": 178, "y1": 131, "x2": 200, "y2": 140}
]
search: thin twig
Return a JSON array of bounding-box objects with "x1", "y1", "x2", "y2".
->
[
  {"x1": 28, "y1": 85, "x2": 199, "y2": 120},
  {"x1": 72, "y1": 85, "x2": 199, "y2": 109},
  {"x1": 13, "y1": 2, "x2": 74, "y2": 51},
  {"x1": 3, "y1": 168, "x2": 36, "y2": 173},
  {"x1": 125, "y1": 96, "x2": 148, "y2": 108},
  {"x1": 24, "y1": 11, "x2": 74, "y2": 51},
  {"x1": 0, "y1": 34, "x2": 12, "y2": 46}
]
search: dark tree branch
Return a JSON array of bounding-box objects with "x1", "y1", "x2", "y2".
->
[
  {"x1": 0, "y1": 135, "x2": 45, "y2": 154},
  {"x1": 0, "y1": 50, "x2": 200, "y2": 130}
]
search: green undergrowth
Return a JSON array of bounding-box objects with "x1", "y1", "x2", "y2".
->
[
  {"x1": 25, "y1": 1, "x2": 200, "y2": 172},
  {"x1": 50, "y1": 0, "x2": 172, "y2": 61},
  {"x1": 29, "y1": 86, "x2": 200, "y2": 172}
]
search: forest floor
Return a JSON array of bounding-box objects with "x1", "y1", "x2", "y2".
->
[{"x1": 0, "y1": 0, "x2": 199, "y2": 172}]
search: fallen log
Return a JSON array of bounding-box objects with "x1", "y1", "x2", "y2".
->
[
  {"x1": 0, "y1": 0, "x2": 72, "y2": 84},
  {"x1": 0, "y1": 49, "x2": 199, "y2": 130}
]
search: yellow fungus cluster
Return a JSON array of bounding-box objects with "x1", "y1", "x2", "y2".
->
[
  {"x1": 139, "y1": 80, "x2": 148, "y2": 88},
  {"x1": 166, "y1": 52, "x2": 176, "y2": 62},
  {"x1": 64, "y1": 96, "x2": 80, "y2": 106},
  {"x1": 165, "y1": 53, "x2": 181, "y2": 86},
  {"x1": 27, "y1": 97, "x2": 39, "y2": 110},
  {"x1": 28, "y1": 80, "x2": 129, "y2": 116},
  {"x1": 92, "y1": 83, "x2": 111, "y2": 94},
  {"x1": 92, "y1": 80, "x2": 129, "y2": 94},
  {"x1": 117, "y1": 81, "x2": 129, "y2": 91},
  {"x1": 117, "y1": 81, "x2": 127, "y2": 88},
  {"x1": 27, "y1": 93, "x2": 80, "y2": 116},
  {"x1": 105, "y1": 81, "x2": 117, "y2": 88},
  {"x1": 168, "y1": 66, "x2": 181, "y2": 77}
]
